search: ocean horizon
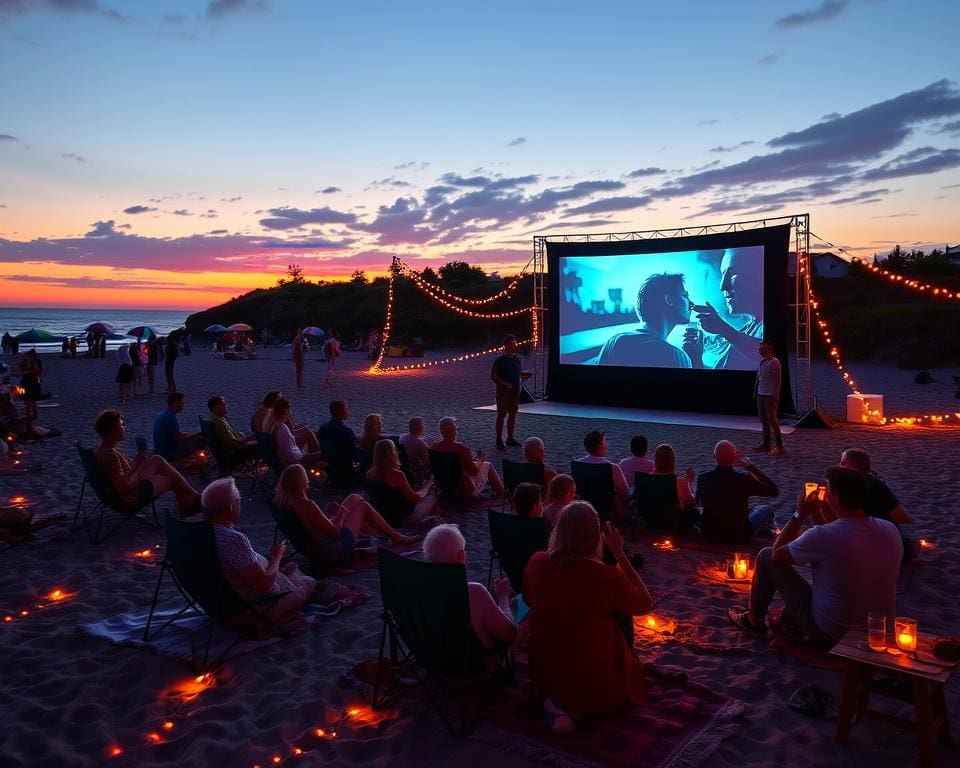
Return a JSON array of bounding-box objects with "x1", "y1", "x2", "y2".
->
[{"x1": 0, "y1": 307, "x2": 192, "y2": 350}]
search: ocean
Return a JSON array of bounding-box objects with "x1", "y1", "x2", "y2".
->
[{"x1": 0, "y1": 307, "x2": 191, "y2": 350}]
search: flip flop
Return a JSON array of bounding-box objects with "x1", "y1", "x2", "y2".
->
[{"x1": 727, "y1": 607, "x2": 768, "y2": 638}]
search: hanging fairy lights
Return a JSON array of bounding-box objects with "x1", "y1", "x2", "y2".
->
[
  {"x1": 377, "y1": 338, "x2": 533, "y2": 373},
  {"x1": 852, "y1": 258, "x2": 960, "y2": 300},
  {"x1": 404, "y1": 268, "x2": 534, "y2": 319},
  {"x1": 370, "y1": 262, "x2": 399, "y2": 372},
  {"x1": 802, "y1": 251, "x2": 960, "y2": 426},
  {"x1": 395, "y1": 258, "x2": 531, "y2": 305}
]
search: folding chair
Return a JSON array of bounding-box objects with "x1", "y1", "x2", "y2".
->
[
  {"x1": 364, "y1": 478, "x2": 413, "y2": 528},
  {"x1": 266, "y1": 499, "x2": 331, "y2": 576},
  {"x1": 198, "y1": 417, "x2": 265, "y2": 497},
  {"x1": 500, "y1": 459, "x2": 545, "y2": 512},
  {"x1": 372, "y1": 549, "x2": 508, "y2": 738},
  {"x1": 254, "y1": 431, "x2": 287, "y2": 495},
  {"x1": 631, "y1": 472, "x2": 684, "y2": 535},
  {"x1": 319, "y1": 437, "x2": 362, "y2": 489},
  {"x1": 144, "y1": 510, "x2": 292, "y2": 671},
  {"x1": 73, "y1": 443, "x2": 160, "y2": 544},
  {"x1": 486, "y1": 509, "x2": 549, "y2": 593},
  {"x1": 570, "y1": 461, "x2": 616, "y2": 522},
  {"x1": 429, "y1": 449, "x2": 468, "y2": 512}
]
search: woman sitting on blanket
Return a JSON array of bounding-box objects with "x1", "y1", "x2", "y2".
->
[
  {"x1": 365, "y1": 439, "x2": 438, "y2": 526},
  {"x1": 93, "y1": 409, "x2": 199, "y2": 516},
  {"x1": 202, "y1": 477, "x2": 315, "y2": 630},
  {"x1": 275, "y1": 464, "x2": 416, "y2": 569},
  {"x1": 523, "y1": 501, "x2": 653, "y2": 734},
  {"x1": 263, "y1": 397, "x2": 325, "y2": 470}
]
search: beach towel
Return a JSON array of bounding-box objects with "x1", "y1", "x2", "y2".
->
[{"x1": 79, "y1": 583, "x2": 369, "y2": 664}]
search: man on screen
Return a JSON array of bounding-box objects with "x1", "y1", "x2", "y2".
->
[
  {"x1": 596, "y1": 273, "x2": 693, "y2": 368},
  {"x1": 686, "y1": 248, "x2": 764, "y2": 369}
]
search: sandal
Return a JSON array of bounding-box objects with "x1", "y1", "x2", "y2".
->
[
  {"x1": 727, "y1": 607, "x2": 768, "y2": 638},
  {"x1": 543, "y1": 698, "x2": 575, "y2": 735}
]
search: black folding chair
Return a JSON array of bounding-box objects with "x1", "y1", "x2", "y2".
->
[
  {"x1": 631, "y1": 472, "x2": 684, "y2": 535},
  {"x1": 365, "y1": 479, "x2": 413, "y2": 528},
  {"x1": 570, "y1": 461, "x2": 616, "y2": 522},
  {"x1": 372, "y1": 549, "x2": 507, "y2": 738},
  {"x1": 198, "y1": 417, "x2": 265, "y2": 497},
  {"x1": 144, "y1": 510, "x2": 292, "y2": 671},
  {"x1": 428, "y1": 449, "x2": 468, "y2": 512},
  {"x1": 500, "y1": 459, "x2": 545, "y2": 512},
  {"x1": 486, "y1": 509, "x2": 549, "y2": 593},
  {"x1": 319, "y1": 437, "x2": 362, "y2": 489},
  {"x1": 73, "y1": 443, "x2": 160, "y2": 544},
  {"x1": 254, "y1": 431, "x2": 287, "y2": 496}
]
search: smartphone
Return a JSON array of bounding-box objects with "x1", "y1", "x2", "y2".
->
[
  {"x1": 804, "y1": 482, "x2": 819, "y2": 500},
  {"x1": 135, "y1": 436, "x2": 147, "y2": 453},
  {"x1": 817, "y1": 484, "x2": 827, "y2": 502}
]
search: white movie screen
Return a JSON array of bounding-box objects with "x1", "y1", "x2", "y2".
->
[{"x1": 558, "y1": 246, "x2": 765, "y2": 371}]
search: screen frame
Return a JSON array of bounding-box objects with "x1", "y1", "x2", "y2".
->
[{"x1": 545, "y1": 224, "x2": 794, "y2": 416}]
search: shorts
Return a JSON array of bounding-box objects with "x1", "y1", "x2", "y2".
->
[
  {"x1": 308, "y1": 526, "x2": 356, "y2": 567},
  {"x1": 495, "y1": 387, "x2": 519, "y2": 416}
]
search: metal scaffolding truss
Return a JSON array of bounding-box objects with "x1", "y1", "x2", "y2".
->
[{"x1": 531, "y1": 213, "x2": 812, "y2": 413}]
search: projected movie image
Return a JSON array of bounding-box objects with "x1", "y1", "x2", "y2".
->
[{"x1": 559, "y1": 246, "x2": 765, "y2": 371}]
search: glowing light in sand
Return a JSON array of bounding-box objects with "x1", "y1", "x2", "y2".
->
[
  {"x1": 725, "y1": 553, "x2": 752, "y2": 581},
  {"x1": 637, "y1": 614, "x2": 677, "y2": 637},
  {"x1": 653, "y1": 539, "x2": 678, "y2": 551},
  {"x1": 919, "y1": 539, "x2": 935, "y2": 549}
]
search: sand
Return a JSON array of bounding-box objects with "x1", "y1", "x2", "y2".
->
[{"x1": 1, "y1": 347, "x2": 958, "y2": 767}]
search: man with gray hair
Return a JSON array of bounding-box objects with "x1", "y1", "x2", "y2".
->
[
  {"x1": 696, "y1": 440, "x2": 778, "y2": 545},
  {"x1": 597, "y1": 273, "x2": 694, "y2": 368},
  {"x1": 431, "y1": 416, "x2": 504, "y2": 497},
  {"x1": 423, "y1": 523, "x2": 516, "y2": 649}
]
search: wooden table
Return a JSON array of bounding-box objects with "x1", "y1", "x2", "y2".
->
[{"x1": 830, "y1": 629, "x2": 956, "y2": 767}]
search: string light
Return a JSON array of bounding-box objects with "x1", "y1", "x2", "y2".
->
[
  {"x1": 802, "y1": 252, "x2": 960, "y2": 427},
  {"x1": 405, "y1": 270, "x2": 535, "y2": 319},
  {"x1": 395, "y1": 258, "x2": 531, "y2": 305},
  {"x1": 369, "y1": 262, "x2": 398, "y2": 373},
  {"x1": 852, "y1": 258, "x2": 960, "y2": 301},
  {"x1": 377, "y1": 339, "x2": 532, "y2": 373},
  {"x1": 3, "y1": 586, "x2": 75, "y2": 623}
]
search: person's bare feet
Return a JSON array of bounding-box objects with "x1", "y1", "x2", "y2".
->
[{"x1": 392, "y1": 533, "x2": 418, "y2": 546}]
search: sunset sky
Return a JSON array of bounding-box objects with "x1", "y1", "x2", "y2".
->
[{"x1": 1, "y1": 0, "x2": 958, "y2": 310}]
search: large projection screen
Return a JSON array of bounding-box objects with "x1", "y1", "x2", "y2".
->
[{"x1": 546, "y1": 225, "x2": 794, "y2": 415}]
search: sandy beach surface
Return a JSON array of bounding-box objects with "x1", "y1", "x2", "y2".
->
[{"x1": 2, "y1": 347, "x2": 958, "y2": 767}]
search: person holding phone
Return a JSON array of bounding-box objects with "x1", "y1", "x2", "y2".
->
[{"x1": 201, "y1": 477, "x2": 317, "y2": 631}]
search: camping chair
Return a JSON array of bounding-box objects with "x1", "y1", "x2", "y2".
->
[
  {"x1": 144, "y1": 510, "x2": 292, "y2": 671},
  {"x1": 372, "y1": 549, "x2": 508, "y2": 738},
  {"x1": 486, "y1": 509, "x2": 549, "y2": 593},
  {"x1": 198, "y1": 417, "x2": 265, "y2": 498},
  {"x1": 500, "y1": 459, "x2": 545, "y2": 512},
  {"x1": 570, "y1": 461, "x2": 616, "y2": 522},
  {"x1": 267, "y1": 499, "x2": 329, "y2": 576},
  {"x1": 254, "y1": 431, "x2": 287, "y2": 495},
  {"x1": 428, "y1": 449, "x2": 468, "y2": 512},
  {"x1": 631, "y1": 472, "x2": 684, "y2": 536},
  {"x1": 365, "y1": 479, "x2": 413, "y2": 529},
  {"x1": 319, "y1": 437, "x2": 362, "y2": 489},
  {"x1": 73, "y1": 443, "x2": 160, "y2": 544}
]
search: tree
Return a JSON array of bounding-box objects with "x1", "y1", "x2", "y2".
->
[
  {"x1": 350, "y1": 270, "x2": 368, "y2": 284},
  {"x1": 421, "y1": 266, "x2": 439, "y2": 283},
  {"x1": 277, "y1": 263, "x2": 306, "y2": 286},
  {"x1": 439, "y1": 260, "x2": 487, "y2": 287}
]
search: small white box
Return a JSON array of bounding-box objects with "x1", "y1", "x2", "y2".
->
[{"x1": 846, "y1": 394, "x2": 885, "y2": 425}]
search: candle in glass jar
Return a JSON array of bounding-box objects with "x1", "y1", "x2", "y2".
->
[{"x1": 894, "y1": 617, "x2": 917, "y2": 652}]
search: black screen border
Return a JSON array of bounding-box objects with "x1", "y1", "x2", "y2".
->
[{"x1": 545, "y1": 224, "x2": 794, "y2": 416}]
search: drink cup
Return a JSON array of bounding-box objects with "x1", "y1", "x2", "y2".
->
[{"x1": 867, "y1": 612, "x2": 886, "y2": 651}]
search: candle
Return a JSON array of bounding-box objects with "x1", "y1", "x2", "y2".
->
[
  {"x1": 726, "y1": 553, "x2": 751, "y2": 580},
  {"x1": 894, "y1": 617, "x2": 918, "y2": 652}
]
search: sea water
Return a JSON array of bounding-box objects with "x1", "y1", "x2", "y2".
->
[{"x1": 0, "y1": 307, "x2": 190, "y2": 350}]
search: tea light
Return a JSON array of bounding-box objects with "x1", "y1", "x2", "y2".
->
[
  {"x1": 894, "y1": 617, "x2": 918, "y2": 652},
  {"x1": 919, "y1": 539, "x2": 936, "y2": 550},
  {"x1": 726, "y1": 552, "x2": 751, "y2": 580},
  {"x1": 653, "y1": 539, "x2": 678, "y2": 551}
]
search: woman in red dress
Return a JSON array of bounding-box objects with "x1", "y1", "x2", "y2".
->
[{"x1": 523, "y1": 501, "x2": 652, "y2": 733}]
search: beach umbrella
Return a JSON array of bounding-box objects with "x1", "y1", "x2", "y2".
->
[
  {"x1": 84, "y1": 322, "x2": 115, "y2": 335},
  {"x1": 203, "y1": 324, "x2": 228, "y2": 333},
  {"x1": 127, "y1": 325, "x2": 157, "y2": 339},
  {"x1": 13, "y1": 328, "x2": 63, "y2": 349},
  {"x1": 302, "y1": 326, "x2": 325, "y2": 336},
  {"x1": 227, "y1": 323, "x2": 252, "y2": 332}
]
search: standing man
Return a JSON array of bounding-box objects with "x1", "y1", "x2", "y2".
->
[
  {"x1": 755, "y1": 339, "x2": 784, "y2": 455},
  {"x1": 293, "y1": 328, "x2": 305, "y2": 389},
  {"x1": 490, "y1": 334, "x2": 522, "y2": 451}
]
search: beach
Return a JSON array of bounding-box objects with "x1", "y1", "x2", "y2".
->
[{"x1": 2, "y1": 347, "x2": 958, "y2": 768}]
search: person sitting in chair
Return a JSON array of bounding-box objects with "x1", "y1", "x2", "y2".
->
[
  {"x1": 577, "y1": 430, "x2": 630, "y2": 518},
  {"x1": 423, "y1": 524, "x2": 516, "y2": 649},
  {"x1": 202, "y1": 477, "x2": 316, "y2": 630},
  {"x1": 365, "y1": 439, "x2": 438, "y2": 526},
  {"x1": 522, "y1": 436, "x2": 556, "y2": 487},
  {"x1": 542, "y1": 474, "x2": 576, "y2": 530},
  {"x1": 649, "y1": 443, "x2": 699, "y2": 528},
  {"x1": 619, "y1": 435, "x2": 654, "y2": 480},
  {"x1": 94, "y1": 409, "x2": 199, "y2": 516},
  {"x1": 275, "y1": 464, "x2": 415, "y2": 569},
  {"x1": 207, "y1": 395, "x2": 259, "y2": 464},
  {"x1": 399, "y1": 416, "x2": 430, "y2": 486},
  {"x1": 431, "y1": 416, "x2": 505, "y2": 497},
  {"x1": 265, "y1": 398, "x2": 325, "y2": 470},
  {"x1": 252, "y1": 390, "x2": 282, "y2": 432},
  {"x1": 152, "y1": 391, "x2": 206, "y2": 462},
  {"x1": 316, "y1": 400, "x2": 360, "y2": 484},
  {"x1": 523, "y1": 501, "x2": 653, "y2": 733},
  {"x1": 512, "y1": 482, "x2": 543, "y2": 518}
]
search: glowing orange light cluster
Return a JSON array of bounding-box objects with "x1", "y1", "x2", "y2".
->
[
  {"x1": 852, "y1": 257, "x2": 960, "y2": 301},
  {"x1": 3, "y1": 586, "x2": 74, "y2": 623},
  {"x1": 406, "y1": 270, "x2": 534, "y2": 319},
  {"x1": 637, "y1": 614, "x2": 677, "y2": 636},
  {"x1": 369, "y1": 266, "x2": 398, "y2": 372},
  {"x1": 376, "y1": 339, "x2": 532, "y2": 373},
  {"x1": 652, "y1": 539, "x2": 678, "y2": 551}
]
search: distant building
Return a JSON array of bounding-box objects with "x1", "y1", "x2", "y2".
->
[{"x1": 811, "y1": 252, "x2": 849, "y2": 278}]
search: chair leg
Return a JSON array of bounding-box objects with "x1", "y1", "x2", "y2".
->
[
  {"x1": 73, "y1": 479, "x2": 86, "y2": 530},
  {"x1": 144, "y1": 561, "x2": 169, "y2": 641}
]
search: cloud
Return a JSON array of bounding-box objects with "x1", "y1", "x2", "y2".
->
[
  {"x1": 220, "y1": 195, "x2": 242, "y2": 203},
  {"x1": 393, "y1": 161, "x2": 429, "y2": 171},
  {"x1": 625, "y1": 167, "x2": 665, "y2": 178},
  {"x1": 122, "y1": 204, "x2": 156, "y2": 215},
  {"x1": 829, "y1": 189, "x2": 891, "y2": 205},
  {"x1": 258, "y1": 205, "x2": 358, "y2": 231},
  {"x1": 368, "y1": 176, "x2": 413, "y2": 189},
  {"x1": 860, "y1": 147, "x2": 960, "y2": 181},
  {"x1": 171, "y1": 209, "x2": 192, "y2": 216},
  {"x1": 936, "y1": 119, "x2": 960, "y2": 136},
  {"x1": 756, "y1": 53, "x2": 780, "y2": 66},
  {"x1": 205, "y1": 0, "x2": 268, "y2": 20},
  {"x1": 698, "y1": 118, "x2": 720, "y2": 126},
  {"x1": 507, "y1": 137, "x2": 527, "y2": 147},
  {"x1": 61, "y1": 152, "x2": 85, "y2": 162},
  {"x1": 317, "y1": 186, "x2": 341, "y2": 194},
  {"x1": 0, "y1": 134, "x2": 18, "y2": 141},
  {"x1": 775, "y1": 0, "x2": 847, "y2": 29},
  {"x1": 710, "y1": 141, "x2": 755, "y2": 153},
  {"x1": 162, "y1": 12, "x2": 187, "y2": 25},
  {"x1": 4, "y1": 273, "x2": 212, "y2": 292}
]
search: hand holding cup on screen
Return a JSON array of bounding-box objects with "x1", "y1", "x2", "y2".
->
[
  {"x1": 681, "y1": 324, "x2": 704, "y2": 367},
  {"x1": 692, "y1": 302, "x2": 733, "y2": 338}
]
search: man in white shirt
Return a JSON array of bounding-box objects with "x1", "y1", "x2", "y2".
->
[
  {"x1": 577, "y1": 430, "x2": 630, "y2": 518},
  {"x1": 728, "y1": 465, "x2": 902, "y2": 649},
  {"x1": 754, "y1": 339, "x2": 784, "y2": 455}
]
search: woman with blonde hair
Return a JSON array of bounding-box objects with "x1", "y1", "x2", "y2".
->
[
  {"x1": 275, "y1": 465, "x2": 415, "y2": 568},
  {"x1": 265, "y1": 397, "x2": 325, "y2": 469},
  {"x1": 523, "y1": 501, "x2": 652, "y2": 734},
  {"x1": 357, "y1": 413, "x2": 384, "y2": 452},
  {"x1": 365, "y1": 438, "x2": 437, "y2": 526},
  {"x1": 651, "y1": 443, "x2": 699, "y2": 526}
]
